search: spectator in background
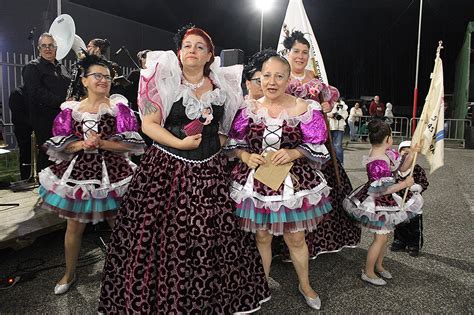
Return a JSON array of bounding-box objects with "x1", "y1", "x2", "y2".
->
[
  {"x1": 328, "y1": 99, "x2": 348, "y2": 165},
  {"x1": 87, "y1": 38, "x2": 111, "y2": 59},
  {"x1": 22, "y1": 33, "x2": 71, "y2": 172},
  {"x1": 126, "y1": 49, "x2": 151, "y2": 113},
  {"x1": 348, "y1": 102, "x2": 363, "y2": 142},
  {"x1": 369, "y1": 95, "x2": 385, "y2": 118},
  {"x1": 384, "y1": 102, "x2": 394, "y2": 125}
]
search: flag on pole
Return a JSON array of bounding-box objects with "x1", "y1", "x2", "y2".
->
[
  {"x1": 412, "y1": 42, "x2": 445, "y2": 174},
  {"x1": 276, "y1": 0, "x2": 328, "y2": 84}
]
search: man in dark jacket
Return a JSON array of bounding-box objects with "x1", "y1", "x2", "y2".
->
[{"x1": 22, "y1": 32, "x2": 70, "y2": 171}]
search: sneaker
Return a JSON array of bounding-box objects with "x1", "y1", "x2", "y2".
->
[
  {"x1": 390, "y1": 241, "x2": 406, "y2": 252},
  {"x1": 361, "y1": 272, "x2": 386, "y2": 286}
]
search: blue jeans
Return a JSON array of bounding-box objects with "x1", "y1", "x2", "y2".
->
[
  {"x1": 348, "y1": 120, "x2": 358, "y2": 141},
  {"x1": 330, "y1": 130, "x2": 344, "y2": 165}
]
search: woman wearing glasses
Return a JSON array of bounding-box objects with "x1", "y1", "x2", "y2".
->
[
  {"x1": 244, "y1": 51, "x2": 265, "y2": 100},
  {"x1": 38, "y1": 53, "x2": 145, "y2": 295},
  {"x1": 98, "y1": 26, "x2": 269, "y2": 314}
]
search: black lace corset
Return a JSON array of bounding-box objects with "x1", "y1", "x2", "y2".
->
[{"x1": 157, "y1": 99, "x2": 224, "y2": 160}]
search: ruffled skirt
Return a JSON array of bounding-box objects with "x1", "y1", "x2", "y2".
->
[
  {"x1": 231, "y1": 159, "x2": 332, "y2": 235},
  {"x1": 343, "y1": 182, "x2": 424, "y2": 232},
  {"x1": 272, "y1": 160, "x2": 362, "y2": 258},
  {"x1": 38, "y1": 151, "x2": 136, "y2": 223}
]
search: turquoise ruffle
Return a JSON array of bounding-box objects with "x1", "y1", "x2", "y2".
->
[
  {"x1": 39, "y1": 186, "x2": 120, "y2": 213},
  {"x1": 236, "y1": 198, "x2": 332, "y2": 225}
]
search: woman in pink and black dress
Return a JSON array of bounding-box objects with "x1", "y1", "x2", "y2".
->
[
  {"x1": 280, "y1": 31, "x2": 361, "y2": 258},
  {"x1": 226, "y1": 52, "x2": 332, "y2": 310},
  {"x1": 98, "y1": 26, "x2": 270, "y2": 314},
  {"x1": 38, "y1": 54, "x2": 145, "y2": 295}
]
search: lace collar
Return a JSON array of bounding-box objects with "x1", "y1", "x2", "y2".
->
[
  {"x1": 242, "y1": 99, "x2": 321, "y2": 127},
  {"x1": 176, "y1": 82, "x2": 227, "y2": 120},
  {"x1": 61, "y1": 94, "x2": 128, "y2": 122}
]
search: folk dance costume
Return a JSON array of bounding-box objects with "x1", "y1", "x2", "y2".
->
[
  {"x1": 226, "y1": 99, "x2": 333, "y2": 235},
  {"x1": 284, "y1": 78, "x2": 361, "y2": 256},
  {"x1": 98, "y1": 51, "x2": 270, "y2": 314},
  {"x1": 392, "y1": 163, "x2": 429, "y2": 255},
  {"x1": 38, "y1": 95, "x2": 145, "y2": 223},
  {"x1": 343, "y1": 149, "x2": 424, "y2": 234}
]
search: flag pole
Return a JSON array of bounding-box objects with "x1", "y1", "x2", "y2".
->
[
  {"x1": 259, "y1": 7, "x2": 264, "y2": 52},
  {"x1": 402, "y1": 41, "x2": 443, "y2": 206},
  {"x1": 311, "y1": 57, "x2": 341, "y2": 187},
  {"x1": 411, "y1": 0, "x2": 423, "y2": 134}
]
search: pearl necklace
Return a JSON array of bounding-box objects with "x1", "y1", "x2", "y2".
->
[
  {"x1": 182, "y1": 76, "x2": 205, "y2": 90},
  {"x1": 291, "y1": 72, "x2": 305, "y2": 81}
]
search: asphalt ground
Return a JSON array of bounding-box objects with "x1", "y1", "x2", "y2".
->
[{"x1": 0, "y1": 143, "x2": 473, "y2": 314}]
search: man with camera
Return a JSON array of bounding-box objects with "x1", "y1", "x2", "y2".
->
[{"x1": 327, "y1": 99, "x2": 348, "y2": 165}]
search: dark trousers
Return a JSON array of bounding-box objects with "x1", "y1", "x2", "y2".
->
[
  {"x1": 32, "y1": 111, "x2": 57, "y2": 172},
  {"x1": 394, "y1": 214, "x2": 423, "y2": 249},
  {"x1": 13, "y1": 125, "x2": 33, "y2": 180}
]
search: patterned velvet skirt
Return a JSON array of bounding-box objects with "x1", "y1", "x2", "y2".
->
[{"x1": 98, "y1": 145, "x2": 270, "y2": 314}]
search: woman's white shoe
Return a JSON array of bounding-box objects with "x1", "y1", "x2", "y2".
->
[
  {"x1": 361, "y1": 272, "x2": 387, "y2": 286},
  {"x1": 298, "y1": 285, "x2": 321, "y2": 310},
  {"x1": 54, "y1": 275, "x2": 77, "y2": 295},
  {"x1": 377, "y1": 270, "x2": 393, "y2": 279}
]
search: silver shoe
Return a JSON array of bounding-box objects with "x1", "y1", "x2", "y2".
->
[
  {"x1": 267, "y1": 276, "x2": 281, "y2": 289},
  {"x1": 377, "y1": 270, "x2": 393, "y2": 279},
  {"x1": 361, "y1": 272, "x2": 386, "y2": 286},
  {"x1": 54, "y1": 275, "x2": 77, "y2": 295},
  {"x1": 298, "y1": 285, "x2": 321, "y2": 310}
]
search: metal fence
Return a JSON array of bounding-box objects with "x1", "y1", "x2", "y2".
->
[
  {"x1": 354, "y1": 115, "x2": 411, "y2": 140},
  {"x1": 0, "y1": 51, "x2": 134, "y2": 149},
  {"x1": 409, "y1": 118, "x2": 472, "y2": 148}
]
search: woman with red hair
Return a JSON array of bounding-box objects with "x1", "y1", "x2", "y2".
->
[{"x1": 98, "y1": 25, "x2": 270, "y2": 314}]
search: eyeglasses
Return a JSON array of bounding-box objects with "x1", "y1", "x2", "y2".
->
[
  {"x1": 250, "y1": 78, "x2": 261, "y2": 85},
  {"x1": 38, "y1": 44, "x2": 57, "y2": 50},
  {"x1": 84, "y1": 73, "x2": 113, "y2": 82}
]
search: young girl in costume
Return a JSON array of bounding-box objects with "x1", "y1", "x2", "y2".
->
[{"x1": 343, "y1": 119, "x2": 423, "y2": 285}]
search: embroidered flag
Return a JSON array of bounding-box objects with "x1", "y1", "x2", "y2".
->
[{"x1": 412, "y1": 44, "x2": 445, "y2": 174}]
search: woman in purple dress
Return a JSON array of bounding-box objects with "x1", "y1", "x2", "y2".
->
[
  {"x1": 226, "y1": 52, "x2": 332, "y2": 310},
  {"x1": 98, "y1": 26, "x2": 270, "y2": 314},
  {"x1": 282, "y1": 31, "x2": 361, "y2": 258},
  {"x1": 38, "y1": 54, "x2": 145, "y2": 295}
]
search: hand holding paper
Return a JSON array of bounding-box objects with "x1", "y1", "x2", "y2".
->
[
  {"x1": 254, "y1": 151, "x2": 294, "y2": 191},
  {"x1": 241, "y1": 151, "x2": 266, "y2": 169},
  {"x1": 271, "y1": 148, "x2": 303, "y2": 165}
]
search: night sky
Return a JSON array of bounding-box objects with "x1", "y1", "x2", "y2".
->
[{"x1": 70, "y1": 0, "x2": 474, "y2": 114}]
